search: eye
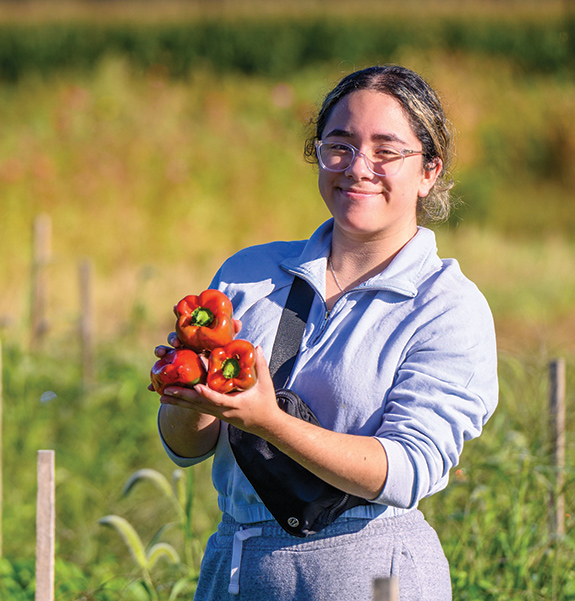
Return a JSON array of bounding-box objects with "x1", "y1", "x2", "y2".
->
[
  {"x1": 327, "y1": 142, "x2": 353, "y2": 154},
  {"x1": 374, "y1": 146, "x2": 401, "y2": 160}
]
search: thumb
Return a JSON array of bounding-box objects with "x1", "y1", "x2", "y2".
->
[
  {"x1": 233, "y1": 319, "x2": 243, "y2": 336},
  {"x1": 255, "y1": 345, "x2": 275, "y2": 392}
]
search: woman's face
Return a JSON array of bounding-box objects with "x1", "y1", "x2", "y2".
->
[{"x1": 318, "y1": 89, "x2": 440, "y2": 245}]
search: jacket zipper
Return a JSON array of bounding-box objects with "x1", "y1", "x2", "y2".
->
[{"x1": 313, "y1": 291, "x2": 350, "y2": 345}]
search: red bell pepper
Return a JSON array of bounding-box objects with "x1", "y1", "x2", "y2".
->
[
  {"x1": 150, "y1": 348, "x2": 207, "y2": 395},
  {"x1": 175, "y1": 289, "x2": 234, "y2": 353},
  {"x1": 207, "y1": 340, "x2": 257, "y2": 394}
]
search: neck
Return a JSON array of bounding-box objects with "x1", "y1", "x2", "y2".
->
[
  {"x1": 325, "y1": 228, "x2": 417, "y2": 311},
  {"x1": 329, "y1": 223, "x2": 418, "y2": 281}
]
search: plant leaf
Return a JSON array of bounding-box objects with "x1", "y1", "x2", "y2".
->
[{"x1": 149, "y1": 522, "x2": 178, "y2": 548}]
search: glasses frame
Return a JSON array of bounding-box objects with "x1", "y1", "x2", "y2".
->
[{"x1": 315, "y1": 140, "x2": 424, "y2": 178}]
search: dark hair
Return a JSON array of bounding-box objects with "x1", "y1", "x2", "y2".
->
[{"x1": 304, "y1": 65, "x2": 455, "y2": 224}]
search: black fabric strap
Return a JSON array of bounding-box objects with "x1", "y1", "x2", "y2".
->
[
  {"x1": 268, "y1": 276, "x2": 315, "y2": 390},
  {"x1": 228, "y1": 273, "x2": 370, "y2": 537}
]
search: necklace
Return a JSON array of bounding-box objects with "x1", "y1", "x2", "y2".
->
[{"x1": 328, "y1": 255, "x2": 345, "y2": 294}]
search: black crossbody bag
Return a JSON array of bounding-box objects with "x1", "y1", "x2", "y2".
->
[{"x1": 228, "y1": 276, "x2": 369, "y2": 537}]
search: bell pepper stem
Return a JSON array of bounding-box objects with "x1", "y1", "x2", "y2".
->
[
  {"x1": 190, "y1": 307, "x2": 214, "y2": 327},
  {"x1": 221, "y1": 357, "x2": 241, "y2": 380}
]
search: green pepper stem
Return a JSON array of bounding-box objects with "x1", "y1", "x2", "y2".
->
[
  {"x1": 221, "y1": 357, "x2": 240, "y2": 380},
  {"x1": 190, "y1": 307, "x2": 214, "y2": 327}
]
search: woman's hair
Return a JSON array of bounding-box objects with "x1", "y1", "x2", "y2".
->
[{"x1": 304, "y1": 65, "x2": 455, "y2": 224}]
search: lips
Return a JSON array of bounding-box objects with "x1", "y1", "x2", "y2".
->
[{"x1": 339, "y1": 187, "x2": 382, "y2": 198}]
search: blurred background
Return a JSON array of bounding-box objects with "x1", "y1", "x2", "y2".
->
[{"x1": 0, "y1": 1, "x2": 574, "y2": 599}]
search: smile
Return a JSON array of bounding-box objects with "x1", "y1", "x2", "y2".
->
[{"x1": 339, "y1": 188, "x2": 382, "y2": 199}]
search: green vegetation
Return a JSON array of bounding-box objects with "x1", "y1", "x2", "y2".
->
[
  {"x1": 1, "y1": 341, "x2": 573, "y2": 599},
  {"x1": 0, "y1": 2, "x2": 574, "y2": 599},
  {"x1": 1, "y1": 341, "x2": 219, "y2": 599},
  {"x1": 0, "y1": 14, "x2": 574, "y2": 82}
]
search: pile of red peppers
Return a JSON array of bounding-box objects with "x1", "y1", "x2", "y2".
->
[{"x1": 150, "y1": 289, "x2": 257, "y2": 395}]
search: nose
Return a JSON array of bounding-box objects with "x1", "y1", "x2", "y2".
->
[{"x1": 344, "y1": 150, "x2": 375, "y2": 178}]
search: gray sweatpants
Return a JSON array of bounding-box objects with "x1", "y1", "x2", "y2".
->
[{"x1": 194, "y1": 510, "x2": 452, "y2": 600}]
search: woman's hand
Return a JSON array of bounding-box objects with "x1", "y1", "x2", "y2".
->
[
  {"x1": 158, "y1": 327, "x2": 387, "y2": 499},
  {"x1": 154, "y1": 316, "x2": 246, "y2": 459},
  {"x1": 161, "y1": 346, "x2": 284, "y2": 437}
]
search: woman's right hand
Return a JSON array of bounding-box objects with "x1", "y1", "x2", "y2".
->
[
  {"x1": 154, "y1": 317, "x2": 243, "y2": 458},
  {"x1": 153, "y1": 331, "x2": 182, "y2": 359}
]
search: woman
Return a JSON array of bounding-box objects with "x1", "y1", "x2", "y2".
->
[{"x1": 156, "y1": 65, "x2": 498, "y2": 600}]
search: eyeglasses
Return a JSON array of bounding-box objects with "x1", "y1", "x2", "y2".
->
[{"x1": 315, "y1": 140, "x2": 424, "y2": 177}]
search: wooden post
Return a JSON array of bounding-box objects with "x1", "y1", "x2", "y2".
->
[
  {"x1": 373, "y1": 577, "x2": 399, "y2": 601},
  {"x1": 30, "y1": 215, "x2": 52, "y2": 350},
  {"x1": 79, "y1": 259, "x2": 95, "y2": 387},
  {"x1": 0, "y1": 339, "x2": 3, "y2": 558},
  {"x1": 36, "y1": 450, "x2": 55, "y2": 601},
  {"x1": 549, "y1": 358, "x2": 566, "y2": 537}
]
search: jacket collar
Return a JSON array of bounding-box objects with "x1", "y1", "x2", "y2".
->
[{"x1": 280, "y1": 219, "x2": 441, "y2": 300}]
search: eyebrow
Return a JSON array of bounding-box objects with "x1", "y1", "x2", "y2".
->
[{"x1": 323, "y1": 128, "x2": 408, "y2": 145}]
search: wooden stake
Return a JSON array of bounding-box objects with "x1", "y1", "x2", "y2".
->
[
  {"x1": 0, "y1": 339, "x2": 3, "y2": 558},
  {"x1": 36, "y1": 450, "x2": 55, "y2": 601},
  {"x1": 30, "y1": 215, "x2": 52, "y2": 350},
  {"x1": 549, "y1": 358, "x2": 566, "y2": 537},
  {"x1": 373, "y1": 577, "x2": 399, "y2": 601},
  {"x1": 79, "y1": 259, "x2": 95, "y2": 387}
]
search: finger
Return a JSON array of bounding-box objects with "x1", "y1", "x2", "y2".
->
[
  {"x1": 167, "y1": 332, "x2": 182, "y2": 348},
  {"x1": 232, "y1": 319, "x2": 242, "y2": 336},
  {"x1": 193, "y1": 383, "x2": 234, "y2": 404},
  {"x1": 254, "y1": 346, "x2": 274, "y2": 390},
  {"x1": 164, "y1": 384, "x2": 233, "y2": 418},
  {"x1": 159, "y1": 387, "x2": 201, "y2": 410},
  {"x1": 154, "y1": 344, "x2": 172, "y2": 358},
  {"x1": 163, "y1": 386, "x2": 198, "y2": 401}
]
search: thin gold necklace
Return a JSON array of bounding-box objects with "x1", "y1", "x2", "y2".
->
[{"x1": 328, "y1": 255, "x2": 345, "y2": 294}]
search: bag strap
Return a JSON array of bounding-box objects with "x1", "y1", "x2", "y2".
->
[{"x1": 268, "y1": 276, "x2": 315, "y2": 390}]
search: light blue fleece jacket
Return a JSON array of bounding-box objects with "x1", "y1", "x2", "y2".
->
[{"x1": 160, "y1": 219, "x2": 498, "y2": 523}]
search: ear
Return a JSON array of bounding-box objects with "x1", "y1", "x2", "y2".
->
[{"x1": 417, "y1": 158, "x2": 443, "y2": 198}]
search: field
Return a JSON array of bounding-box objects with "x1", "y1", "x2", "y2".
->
[{"x1": 0, "y1": 1, "x2": 574, "y2": 599}]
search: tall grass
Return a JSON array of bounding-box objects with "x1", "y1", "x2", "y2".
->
[
  {"x1": 1, "y1": 339, "x2": 220, "y2": 598},
  {"x1": 421, "y1": 352, "x2": 575, "y2": 600},
  {"x1": 1, "y1": 339, "x2": 573, "y2": 599}
]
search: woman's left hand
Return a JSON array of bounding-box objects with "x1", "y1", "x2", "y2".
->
[
  {"x1": 163, "y1": 345, "x2": 388, "y2": 501},
  {"x1": 161, "y1": 346, "x2": 284, "y2": 436}
]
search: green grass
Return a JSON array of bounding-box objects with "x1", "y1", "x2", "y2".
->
[
  {"x1": 1, "y1": 339, "x2": 219, "y2": 599},
  {"x1": 1, "y1": 340, "x2": 573, "y2": 599},
  {"x1": 421, "y1": 351, "x2": 575, "y2": 600}
]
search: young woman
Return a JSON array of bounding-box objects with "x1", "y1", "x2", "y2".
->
[{"x1": 155, "y1": 65, "x2": 498, "y2": 600}]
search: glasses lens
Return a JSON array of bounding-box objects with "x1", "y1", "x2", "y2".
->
[
  {"x1": 318, "y1": 142, "x2": 405, "y2": 177},
  {"x1": 318, "y1": 143, "x2": 353, "y2": 171},
  {"x1": 370, "y1": 147, "x2": 404, "y2": 176}
]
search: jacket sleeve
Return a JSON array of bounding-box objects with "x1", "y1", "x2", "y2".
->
[{"x1": 372, "y1": 287, "x2": 498, "y2": 509}]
